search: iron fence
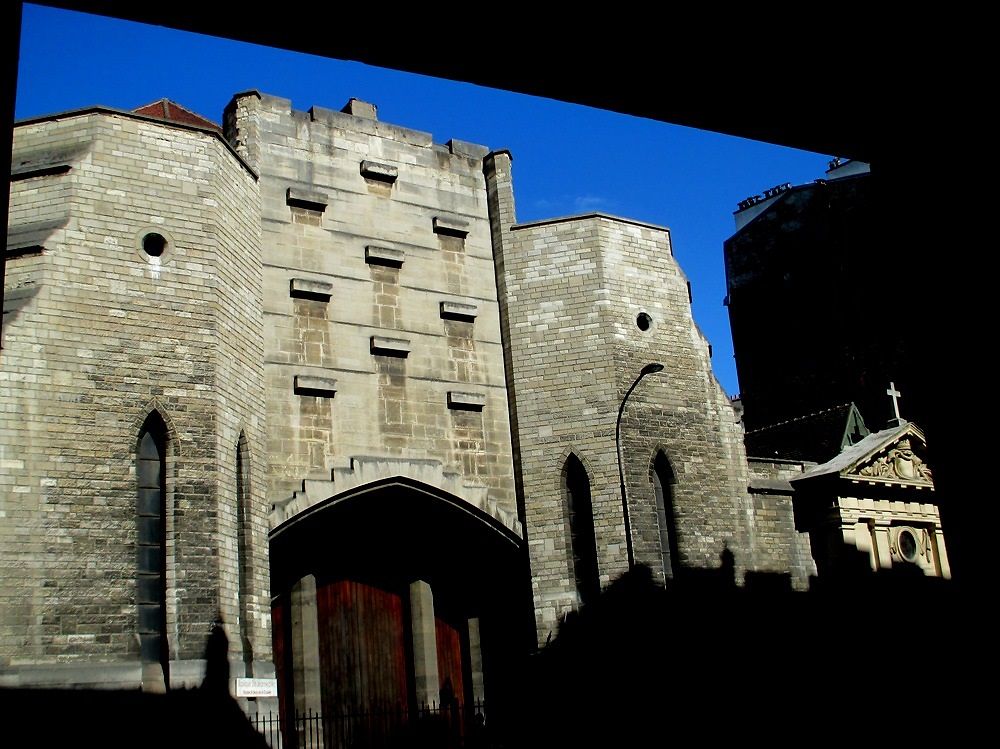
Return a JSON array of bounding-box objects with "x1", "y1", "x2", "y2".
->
[{"x1": 250, "y1": 700, "x2": 492, "y2": 749}]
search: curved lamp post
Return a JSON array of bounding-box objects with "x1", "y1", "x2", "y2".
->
[{"x1": 616, "y1": 362, "x2": 665, "y2": 569}]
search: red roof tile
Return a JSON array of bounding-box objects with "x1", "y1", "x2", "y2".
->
[{"x1": 132, "y1": 99, "x2": 221, "y2": 132}]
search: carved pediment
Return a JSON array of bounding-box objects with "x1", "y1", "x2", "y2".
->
[{"x1": 849, "y1": 431, "x2": 933, "y2": 486}]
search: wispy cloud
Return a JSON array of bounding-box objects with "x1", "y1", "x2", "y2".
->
[
  {"x1": 529, "y1": 194, "x2": 619, "y2": 219},
  {"x1": 573, "y1": 195, "x2": 615, "y2": 212}
]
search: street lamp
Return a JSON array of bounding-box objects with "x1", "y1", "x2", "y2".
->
[{"x1": 616, "y1": 363, "x2": 664, "y2": 569}]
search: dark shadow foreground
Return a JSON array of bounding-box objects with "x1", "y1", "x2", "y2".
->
[
  {"x1": 5, "y1": 568, "x2": 981, "y2": 748},
  {"x1": 6, "y1": 624, "x2": 267, "y2": 748},
  {"x1": 499, "y1": 565, "x2": 981, "y2": 747},
  {"x1": 6, "y1": 686, "x2": 270, "y2": 748}
]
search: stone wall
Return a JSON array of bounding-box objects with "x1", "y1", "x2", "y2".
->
[
  {"x1": 225, "y1": 92, "x2": 516, "y2": 521},
  {"x1": 0, "y1": 110, "x2": 269, "y2": 689},
  {"x1": 746, "y1": 458, "x2": 816, "y2": 590},
  {"x1": 2, "y1": 92, "x2": 879, "y2": 704},
  {"x1": 486, "y1": 152, "x2": 753, "y2": 642}
]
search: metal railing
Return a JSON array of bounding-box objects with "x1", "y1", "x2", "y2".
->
[{"x1": 251, "y1": 699, "x2": 491, "y2": 749}]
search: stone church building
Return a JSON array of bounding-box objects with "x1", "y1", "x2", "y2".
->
[{"x1": 0, "y1": 92, "x2": 947, "y2": 733}]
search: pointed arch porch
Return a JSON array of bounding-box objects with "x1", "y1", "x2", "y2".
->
[{"x1": 268, "y1": 471, "x2": 529, "y2": 745}]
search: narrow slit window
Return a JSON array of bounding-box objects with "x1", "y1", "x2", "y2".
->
[
  {"x1": 652, "y1": 451, "x2": 680, "y2": 580},
  {"x1": 236, "y1": 433, "x2": 254, "y2": 667},
  {"x1": 565, "y1": 454, "x2": 599, "y2": 605},
  {"x1": 137, "y1": 413, "x2": 169, "y2": 686}
]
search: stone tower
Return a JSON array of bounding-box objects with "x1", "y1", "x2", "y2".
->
[
  {"x1": 224, "y1": 91, "x2": 516, "y2": 517},
  {"x1": 1, "y1": 105, "x2": 272, "y2": 694},
  {"x1": 485, "y1": 152, "x2": 753, "y2": 642},
  {"x1": 224, "y1": 92, "x2": 524, "y2": 721}
]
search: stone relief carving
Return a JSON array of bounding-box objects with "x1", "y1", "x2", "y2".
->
[{"x1": 856, "y1": 438, "x2": 933, "y2": 483}]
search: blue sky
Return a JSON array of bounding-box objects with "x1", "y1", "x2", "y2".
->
[{"x1": 15, "y1": 3, "x2": 833, "y2": 396}]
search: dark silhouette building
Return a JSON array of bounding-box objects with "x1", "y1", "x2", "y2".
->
[{"x1": 725, "y1": 160, "x2": 926, "y2": 435}]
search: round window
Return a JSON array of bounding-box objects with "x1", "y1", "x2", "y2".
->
[
  {"x1": 142, "y1": 232, "x2": 167, "y2": 257},
  {"x1": 898, "y1": 528, "x2": 918, "y2": 562},
  {"x1": 134, "y1": 227, "x2": 175, "y2": 264},
  {"x1": 636, "y1": 312, "x2": 652, "y2": 331}
]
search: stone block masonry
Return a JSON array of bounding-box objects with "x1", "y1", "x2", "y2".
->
[
  {"x1": 225, "y1": 91, "x2": 516, "y2": 519},
  {"x1": 2, "y1": 90, "x2": 888, "y2": 721},
  {"x1": 747, "y1": 459, "x2": 817, "y2": 589},
  {"x1": 1, "y1": 108, "x2": 272, "y2": 697},
  {"x1": 485, "y1": 152, "x2": 758, "y2": 643}
]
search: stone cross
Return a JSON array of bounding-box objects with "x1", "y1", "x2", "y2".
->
[{"x1": 886, "y1": 382, "x2": 903, "y2": 423}]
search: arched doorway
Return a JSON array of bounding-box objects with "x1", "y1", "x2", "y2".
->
[{"x1": 269, "y1": 478, "x2": 527, "y2": 747}]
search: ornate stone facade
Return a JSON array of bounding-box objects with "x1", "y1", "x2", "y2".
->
[{"x1": 792, "y1": 423, "x2": 948, "y2": 578}]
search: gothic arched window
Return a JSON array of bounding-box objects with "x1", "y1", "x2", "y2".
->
[
  {"x1": 137, "y1": 413, "x2": 169, "y2": 685},
  {"x1": 565, "y1": 454, "x2": 599, "y2": 605},
  {"x1": 652, "y1": 451, "x2": 680, "y2": 580}
]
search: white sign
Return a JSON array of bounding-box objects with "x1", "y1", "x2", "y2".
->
[{"x1": 235, "y1": 677, "x2": 278, "y2": 697}]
